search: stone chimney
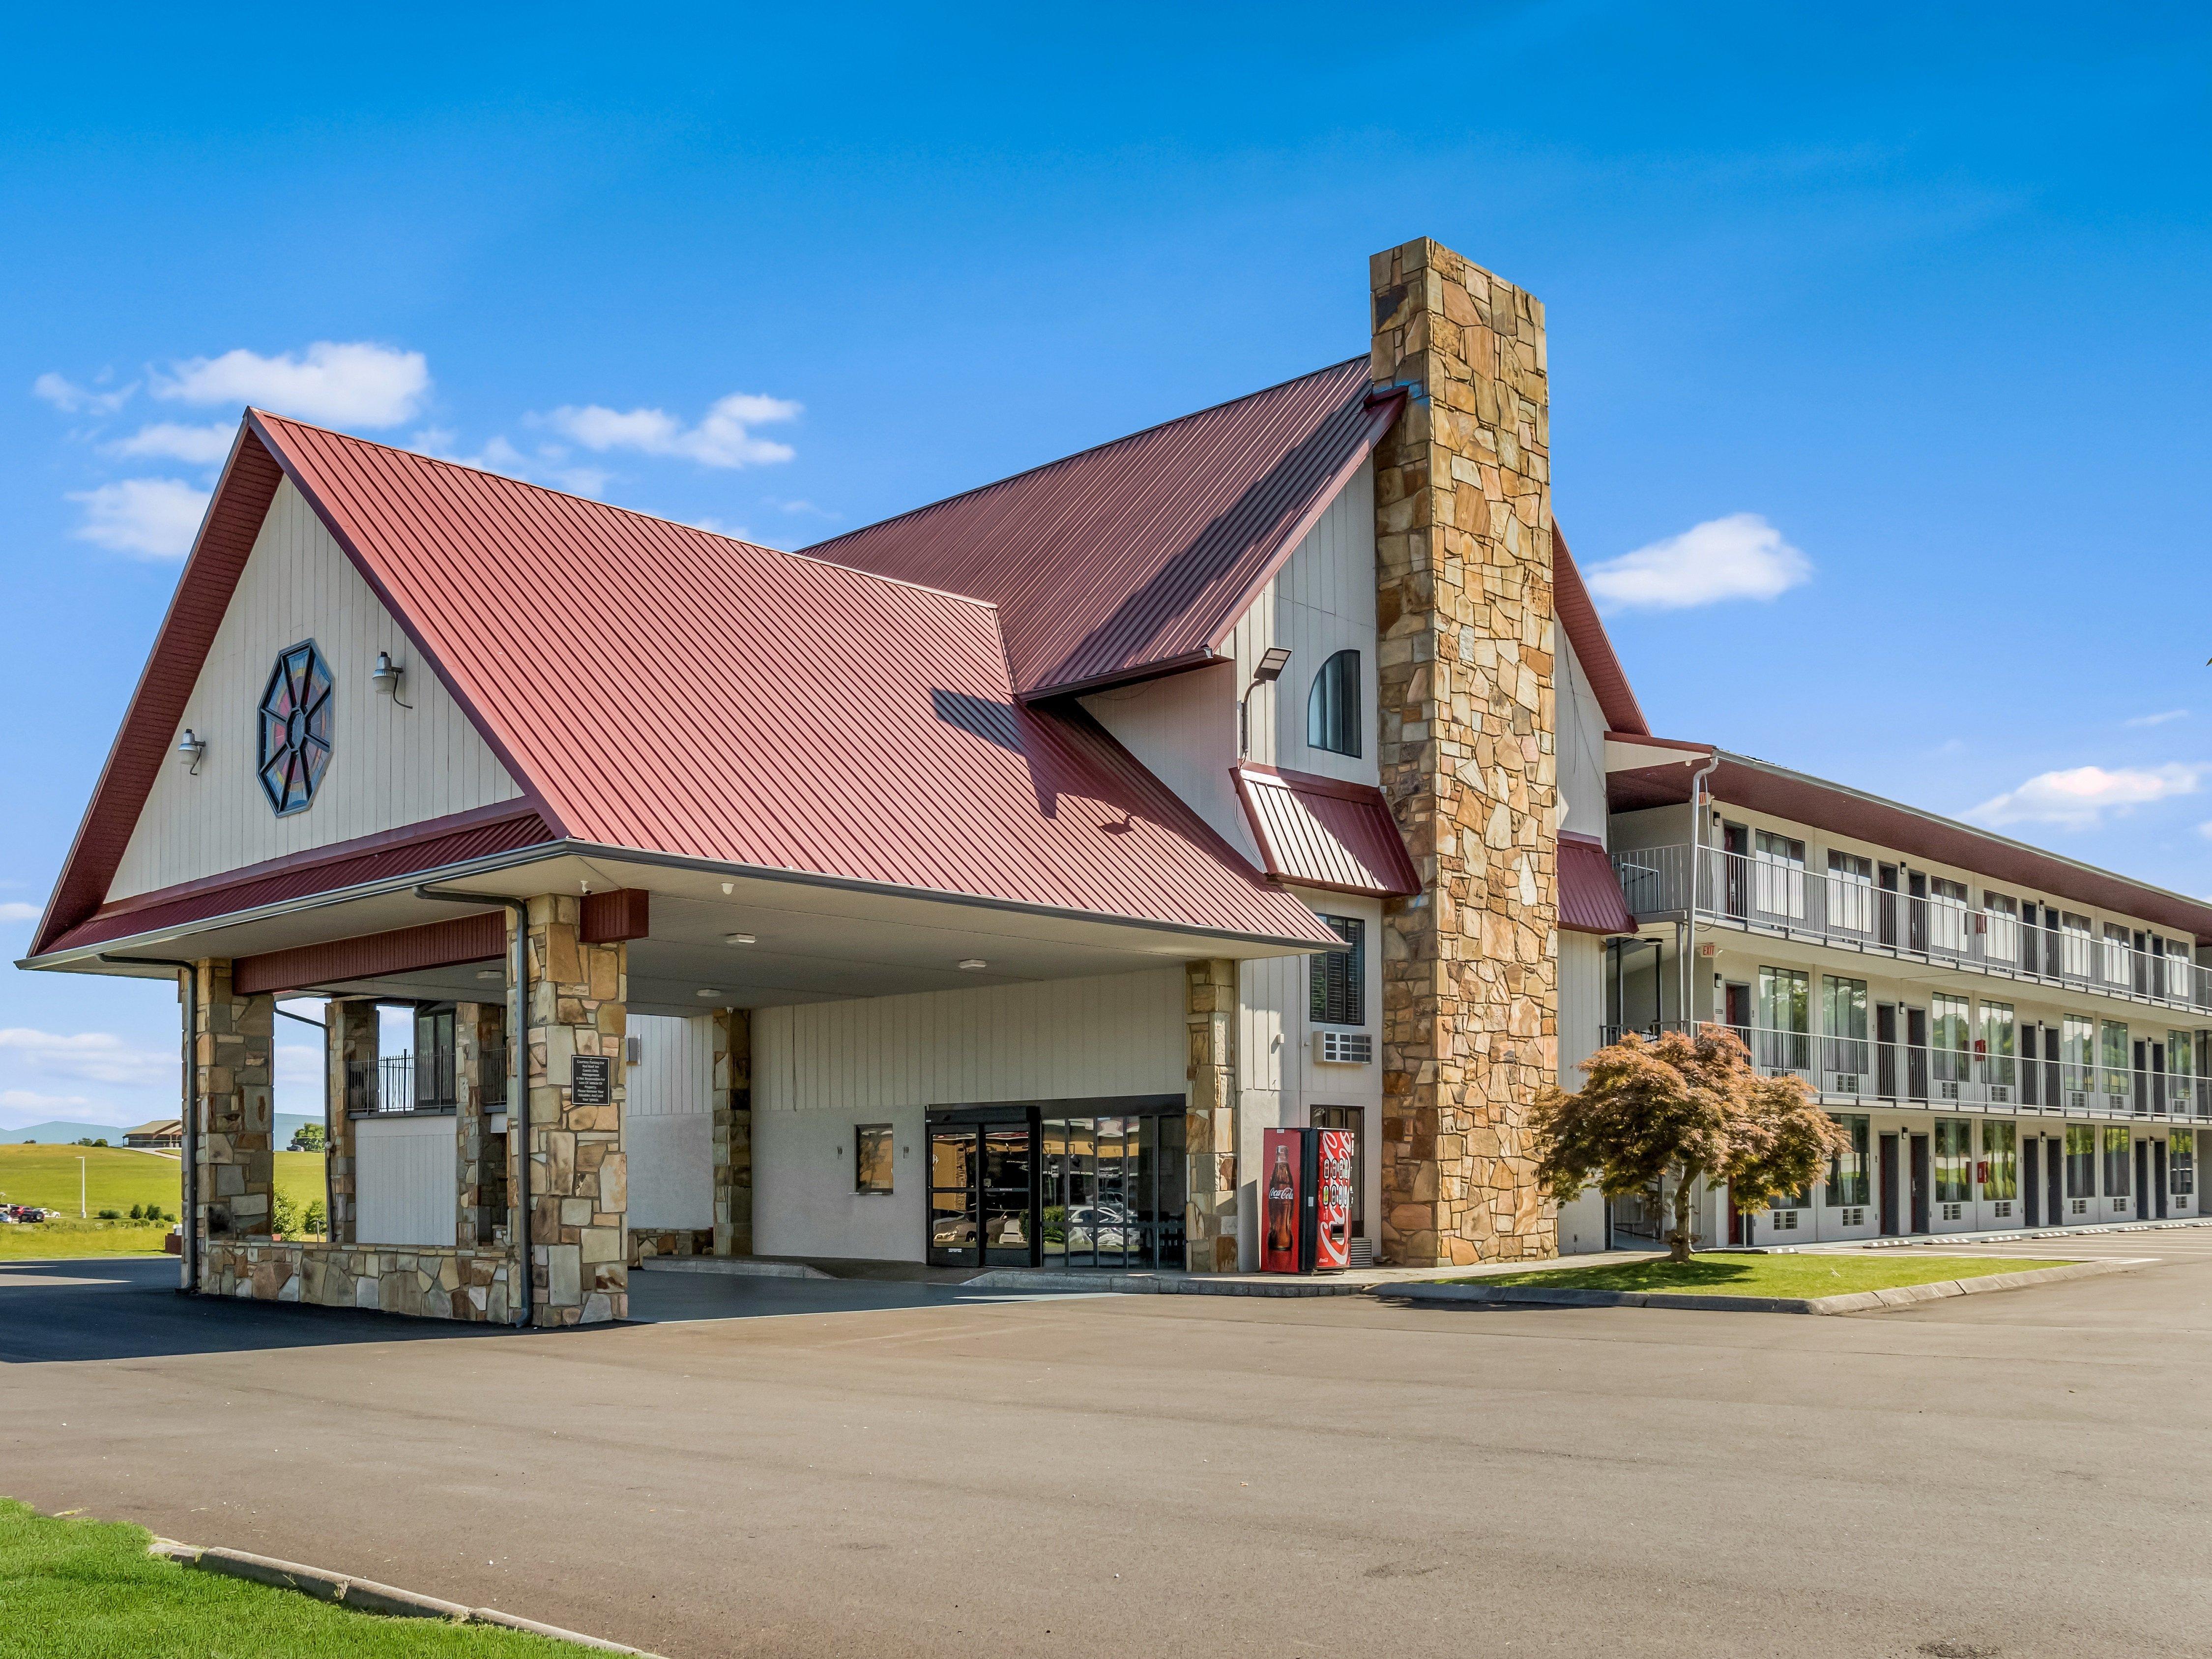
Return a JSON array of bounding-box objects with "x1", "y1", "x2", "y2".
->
[{"x1": 1369, "y1": 237, "x2": 1560, "y2": 1267}]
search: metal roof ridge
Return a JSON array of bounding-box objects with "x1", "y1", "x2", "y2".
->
[{"x1": 797, "y1": 356, "x2": 1371, "y2": 558}]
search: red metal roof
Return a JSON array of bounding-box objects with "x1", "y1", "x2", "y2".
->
[
  {"x1": 802, "y1": 360, "x2": 1400, "y2": 699},
  {"x1": 1232, "y1": 766, "x2": 1420, "y2": 898},
  {"x1": 1553, "y1": 527, "x2": 1647, "y2": 738},
  {"x1": 1558, "y1": 831, "x2": 1637, "y2": 936},
  {"x1": 37, "y1": 413, "x2": 1338, "y2": 955}
]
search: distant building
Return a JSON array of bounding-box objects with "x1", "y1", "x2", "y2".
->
[{"x1": 123, "y1": 1120, "x2": 184, "y2": 1150}]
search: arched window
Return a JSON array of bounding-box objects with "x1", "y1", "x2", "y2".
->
[{"x1": 1307, "y1": 648, "x2": 1360, "y2": 757}]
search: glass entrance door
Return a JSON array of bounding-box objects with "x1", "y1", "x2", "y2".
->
[
  {"x1": 929, "y1": 1115, "x2": 1040, "y2": 1268},
  {"x1": 929, "y1": 1125, "x2": 981, "y2": 1267},
  {"x1": 981, "y1": 1125, "x2": 1034, "y2": 1266}
]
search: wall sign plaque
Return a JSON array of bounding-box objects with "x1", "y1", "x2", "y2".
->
[{"x1": 571, "y1": 1054, "x2": 611, "y2": 1105}]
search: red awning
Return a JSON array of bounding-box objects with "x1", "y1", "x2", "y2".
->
[
  {"x1": 1233, "y1": 766, "x2": 1420, "y2": 898},
  {"x1": 1559, "y1": 832, "x2": 1636, "y2": 936}
]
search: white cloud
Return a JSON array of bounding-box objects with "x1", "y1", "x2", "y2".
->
[
  {"x1": 0, "y1": 1028, "x2": 175, "y2": 1088},
  {"x1": 105, "y1": 421, "x2": 234, "y2": 465},
  {"x1": 0, "y1": 902, "x2": 40, "y2": 923},
  {"x1": 32, "y1": 371, "x2": 136, "y2": 415},
  {"x1": 1970, "y1": 763, "x2": 2203, "y2": 829},
  {"x1": 2125, "y1": 709, "x2": 2189, "y2": 728},
  {"x1": 66, "y1": 477, "x2": 210, "y2": 559},
  {"x1": 408, "y1": 429, "x2": 610, "y2": 498},
  {"x1": 537, "y1": 391, "x2": 800, "y2": 469},
  {"x1": 152, "y1": 341, "x2": 430, "y2": 427},
  {"x1": 1584, "y1": 513, "x2": 1812, "y2": 611}
]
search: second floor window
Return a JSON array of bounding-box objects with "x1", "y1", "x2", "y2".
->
[
  {"x1": 1308, "y1": 649, "x2": 1361, "y2": 757},
  {"x1": 1310, "y1": 915, "x2": 1366, "y2": 1026}
]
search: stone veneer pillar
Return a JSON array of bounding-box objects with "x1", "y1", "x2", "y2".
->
[
  {"x1": 1184, "y1": 958, "x2": 1238, "y2": 1273},
  {"x1": 325, "y1": 998, "x2": 377, "y2": 1244},
  {"x1": 193, "y1": 959, "x2": 276, "y2": 1256},
  {"x1": 1370, "y1": 237, "x2": 1561, "y2": 1267},
  {"x1": 524, "y1": 896, "x2": 627, "y2": 1324},
  {"x1": 711, "y1": 1007, "x2": 753, "y2": 1257},
  {"x1": 455, "y1": 1000, "x2": 506, "y2": 1248}
]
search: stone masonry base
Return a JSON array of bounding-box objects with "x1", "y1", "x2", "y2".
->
[{"x1": 202, "y1": 1240, "x2": 518, "y2": 1322}]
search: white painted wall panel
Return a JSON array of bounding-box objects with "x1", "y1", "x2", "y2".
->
[
  {"x1": 354, "y1": 1114, "x2": 458, "y2": 1247},
  {"x1": 110, "y1": 478, "x2": 524, "y2": 901},
  {"x1": 627, "y1": 1013, "x2": 712, "y2": 1118},
  {"x1": 753, "y1": 970, "x2": 1185, "y2": 1260},
  {"x1": 1558, "y1": 930, "x2": 1605, "y2": 1085},
  {"x1": 625, "y1": 1013, "x2": 713, "y2": 1229},
  {"x1": 1557, "y1": 638, "x2": 1609, "y2": 843}
]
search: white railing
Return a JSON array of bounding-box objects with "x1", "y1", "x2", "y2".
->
[
  {"x1": 1601, "y1": 1022, "x2": 2212, "y2": 1119},
  {"x1": 1610, "y1": 844, "x2": 2211, "y2": 1013}
]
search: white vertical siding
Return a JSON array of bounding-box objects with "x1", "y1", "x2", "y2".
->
[
  {"x1": 354, "y1": 1114, "x2": 458, "y2": 1247},
  {"x1": 1558, "y1": 931, "x2": 1606, "y2": 1085},
  {"x1": 627, "y1": 1013, "x2": 714, "y2": 1229},
  {"x1": 1557, "y1": 638, "x2": 1609, "y2": 844},
  {"x1": 752, "y1": 970, "x2": 1185, "y2": 1261},
  {"x1": 1078, "y1": 459, "x2": 1378, "y2": 859},
  {"x1": 109, "y1": 477, "x2": 524, "y2": 901}
]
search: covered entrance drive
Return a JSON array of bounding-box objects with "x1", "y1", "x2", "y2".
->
[{"x1": 928, "y1": 1097, "x2": 1187, "y2": 1271}]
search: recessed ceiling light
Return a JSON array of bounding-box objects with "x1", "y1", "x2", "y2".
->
[
  {"x1": 696, "y1": 988, "x2": 722, "y2": 998},
  {"x1": 957, "y1": 958, "x2": 988, "y2": 971},
  {"x1": 475, "y1": 969, "x2": 501, "y2": 981},
  {"x1": 725, "y1": 932, "x2": 757, "y2": 946}
]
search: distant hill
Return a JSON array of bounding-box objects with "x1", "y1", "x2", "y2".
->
[{"x1": 3, "y1": 1114, "x2": 327, "y2": 1147}]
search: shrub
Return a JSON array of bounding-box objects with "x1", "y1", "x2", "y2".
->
[
  {"x1": 303, "y1": 1198, "x2": 328, "y2": 1239},
  {"x1": 126, "y1": 1204, "x2": 143, "y2": 1220},
  {"x1": 270, "y1": 1188, "x2": 300, "y2": 1239},
  {"x1": 289, "y1": 1123, "x2": 327, "y2": 1152},
  {"x1": 95, "y1": 1209, "x2": 122, "y2": 1220}
]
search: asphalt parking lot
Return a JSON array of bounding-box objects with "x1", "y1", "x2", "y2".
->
[{"x1": 5, "y1": 1237, "x2": 2212, "y2": 1659}]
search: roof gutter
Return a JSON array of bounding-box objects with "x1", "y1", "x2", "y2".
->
[
  {"x1": 417, "y1": 887, "x2": 532, "y2": 1329},
  {"x1": 102, "y1": 953, "x2": 198, "y2": 1296},
  {"x1": 1683, "y1": 753, "x2": 1720, "y2": 1032}
]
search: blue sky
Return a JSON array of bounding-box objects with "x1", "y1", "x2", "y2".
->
[{"x1": 4, "y1": 2, "x2": 2208, "y2": 1129}]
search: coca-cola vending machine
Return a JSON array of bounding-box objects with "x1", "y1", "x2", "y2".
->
[{"x1": 1261, "y1": 1126, "x2": 1355, "y2": 1274}]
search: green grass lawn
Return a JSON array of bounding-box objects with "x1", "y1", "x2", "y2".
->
[
  {"x1": 0, "y1": 1144, "x2": 325, "y2": 1226},
  {"x1": 1444, "y1": 1252, "x2": 2068, "y2": 1298},
  {"x1": 0, "y1": 1499, "x2": 573, "y2": 1657},
  {"x1": 0, "y1": 1219, "x2": 172, "y2": 1261}
]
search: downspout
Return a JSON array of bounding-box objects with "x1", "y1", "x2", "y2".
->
[
  {"x1": 416, "y1": 888, "x2": 532, "y2": 1328},
  {"x1": 273, "y1": 1004, "x2": 333, "y2": 1238},
  {"x1": 1684, "y1": 754, "x2": 1721, "y2": 1035},
  {"x1": 105, "y1": 954, "x2": 198, "y2": 1294}
]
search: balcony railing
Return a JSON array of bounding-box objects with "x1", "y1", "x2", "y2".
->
[
  {"x1": 343, "y1": 1051, "x2": 508, "y2": 1116},
  {"x1": 1611, "y1": 844, "x2": 2210, "y2": 1013},
  {"x1": 1601, "y1": 1022, "x2": 2212, "y2": 1119}
]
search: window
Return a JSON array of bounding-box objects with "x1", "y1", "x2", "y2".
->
[
  {"x1": 1310, "y1": 916, "x2": 1366, "y2": 1027},
  {"x1": 1311, "y1": 1105, "x2": 1366, "y2": 1240},
  {"x1": 415, "y1": 1007, "x2": 457, "y2": 1108},
  {"x1": 1821, "y1": 976, "x2": 1868, "y2": 1082},
  {"x1": 2103, "y1": 1124, "x2": 2131, "y2": 1198},
  {"x1": 1982, "y1": 893, "x2": 2018, "y2": 964},
  {"x1": 1980, "y1": 1001, "x2": 2015, "y2": 1093},
  {"x1": 1930, "y1": 993, "x2": 1971, "y2": 1093},
  {"x1": 1752, "y1": 831, "x2": 1806, "y2": 920},
  {"x1": 2062, "y1": 1015, "x2": 2095, "y2": 1098},
  {"x1": 855, "y1": 1124, "x2": 895, "y2": 1195},
  {"x1": 256, "y1": 639, "x2": 335, "y2": 816},
  {"x1": 2066, "y1": 1124, "x2": 2096, "y2": 1199},
  {"x1": 1826, "y1": 1113, "x2": 1870, "y2": 1208},
  {"x1": 2061, "y1": 913, "x2": 2094, "y2": 978},
  {"x1": 1307, "y1": 649, "x2": 1361, "y2": 757},
  {"x1": 2102, "y1": 923, "x2": 2132, "y2": 986},
  {"x1": 1826, "y1": 850, "x2": 1874, "y2": 933},
  {"x1": 2173, "y1": 1129, "x2": 2195, "y2": 1197},
  {"x1": 1756, "y1": 966, "x2": 1809, "y2": 1071},
  {"x1": 1982, "y1": 1120, "x2": 2017, "y2": 1201},
  {"x1": 1928, "y1": 877, "x2": 1970, "y2": 954},
  {"x1": 1933, "y1": 1119, "x2": 1973, "y2": 1204},
  {"x1": 2100, "y1": 1019, "x2": 2131, "y2": 1097}
]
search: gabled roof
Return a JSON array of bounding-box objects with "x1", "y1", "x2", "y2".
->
[
  {"x1": 802, "y1": 359, "x2": 1402, "y2": 699},
  {"x1": 32, "y1": 414, "x2": 1340, "y2": 958},
  {"x1": 1552, "y1": 528, "x2": 1647, "y2": 737},
  {"x1": 1232, "y1": 765, "x2": 1421, "y2": 898}
]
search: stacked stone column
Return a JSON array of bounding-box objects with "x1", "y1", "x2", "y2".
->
[
  {"x1": 523, "y1": 896, "x2": 627, "y2": 1324},
  {"x1": 711, "y1": 1007, "x2": 753, "y2": 1257},
  {"x1": 1184, "y1": 958, "x2": 1239, "y2": 1272},
  {"x1": 324, "y1": 997, "x2": 378, "y2": 1244},
  {"x1": 1370, "y1": 237, "x2": 1561, "y2": 1267},
  {"x1": 192, "y1": 959, "x2": 276, "y2": 1262},
  {"x1": 455, "y1": 1000, "x2": 507, "y2": 1248}
]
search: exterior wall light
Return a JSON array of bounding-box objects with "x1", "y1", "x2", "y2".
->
[
  {"x1": 371, "y1": 650, "x2": 411, "y2": 708},
  {"x1": 725, "y1": 932, "x2": 757, "y2": 945},
  {"x1": 1239, "y1": 646, "x2": 1293, "y2": 757},
  {"x1": 176, "y1": 730, "x2": 206, "y2": 774}
]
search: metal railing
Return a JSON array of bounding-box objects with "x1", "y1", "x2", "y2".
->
[
  {"x1": 1600, "y1": 1022, "x2": 2212, "y2": 1119},
  {"x1": 1611, "y1": 845, "x2": 2210, "y2": 1013},
  {"x1": 345, "y1": 1055, "x2": 456, "y2": 1116}
]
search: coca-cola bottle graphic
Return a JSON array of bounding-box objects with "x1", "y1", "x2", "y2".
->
[{"x1": 1266, "y1": 1142, "x2": 1296, "y2": 1255}]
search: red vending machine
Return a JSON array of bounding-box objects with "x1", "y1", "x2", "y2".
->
[{"x1": 1261, "y1": 1127, "x2": 1355, "y2": 1274}]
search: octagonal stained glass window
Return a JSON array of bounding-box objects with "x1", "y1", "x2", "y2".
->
[{"x1": 257, "y1": 641, "x2": 333, "y2": 815}]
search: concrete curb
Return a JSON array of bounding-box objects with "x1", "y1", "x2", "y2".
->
[
  {"x1": 151, "y1": 1539, "x2": 664, "y2": 1654},
  {"x1": 1387, "y1": 1256, "x2": 2138, "y2": 1315},
  {"x1": 961, "y1": 1269, "x2": 1377, "y2": 1296},
  {"x1": 635, "y1": 1257, "x2": 831, "y2": 1279}
]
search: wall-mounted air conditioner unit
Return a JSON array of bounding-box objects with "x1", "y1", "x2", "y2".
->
[{"x1": 1313, "y1": 1030, "x2": 1373, "y2": 1065}]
